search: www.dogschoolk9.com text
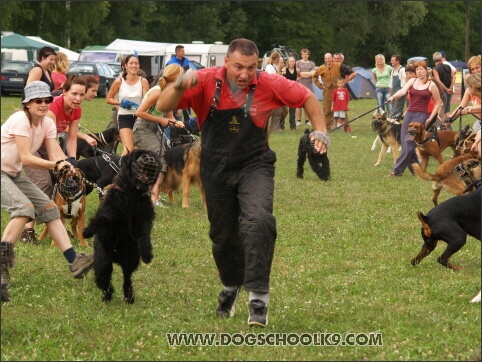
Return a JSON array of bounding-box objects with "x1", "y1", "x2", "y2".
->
[{"x1": 166, "y1": 332, "x2": 383, "y2": 347}]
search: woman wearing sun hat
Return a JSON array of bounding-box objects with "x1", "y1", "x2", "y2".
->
[{"x1": 1, "y1": 81, "x2": 94, "y2": 303}]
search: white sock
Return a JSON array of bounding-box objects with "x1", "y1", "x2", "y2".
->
[
  {"x1": 249, "y1": 292, "x2": 269, "y2": 305},
  {"x1": 223, "y1": 285, "x2": 238, "y2": 294}
]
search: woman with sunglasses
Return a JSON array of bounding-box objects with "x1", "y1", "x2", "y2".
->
[
  {"x1": 1, "y1": 81, "x2": 94, "y2": 302},
  {"x1": 21, "y1": 75, "x2": 95, "y2": 244}
]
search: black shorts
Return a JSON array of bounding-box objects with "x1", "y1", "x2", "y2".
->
[{"x1": 117, "y1": 114, "x2": 137, "y2": 130}]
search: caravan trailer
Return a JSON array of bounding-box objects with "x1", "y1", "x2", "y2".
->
[{"x1": 163, "y1": 42, "x2": 229, "y2": 68}]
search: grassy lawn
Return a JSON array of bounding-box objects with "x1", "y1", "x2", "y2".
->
[{"x1": 1, "y1": 94, "x2": 480, "y2": 361}]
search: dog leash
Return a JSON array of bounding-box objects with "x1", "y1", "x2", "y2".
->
[
  {"x1": 78, "y1": 123, "x2": 107, "y2": 146},
  {"x1": 329, "y1": 103, "x2": 387, "y2": 133}
]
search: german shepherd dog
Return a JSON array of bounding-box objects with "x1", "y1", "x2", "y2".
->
[
  {"x1": 371, "y1": 112, "x2": 402, "y2": 167},
  {"x1": 38, "y1": 167, "x2": 89, "y2": 247},
  {"x1": 407, "y1": 122, "x2": 458, "y2": 171},
  {"x1": 161, "y1": 140, "x2": 206, "y2": 208},
  {"x1": 296, "y1": 129, "x2": 331, "y2": 181},
  {"x1": 411, "y1": 186, "x2": 481, "y2": 270},
  {"x1": 412, "y1": 151, "x2": 481, "y2": 205}
]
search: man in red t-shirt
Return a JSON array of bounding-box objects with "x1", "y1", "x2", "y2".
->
[{"x1": 157, "y1": 38, "x2": 329, "y2": 328}]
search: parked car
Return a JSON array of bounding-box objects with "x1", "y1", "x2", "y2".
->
[
  {"x1": 106, "y1": 62, "x2": 122, "y2": 77},
  {"x1": 149, "y1": 60, "x2": 204, "y2": 88},
  {"x1": 0, "y1": 60, "x2": 35, "y2": 95},
  {"x1": 66, "y1": 62, "x2": 117, "y2": 97}
]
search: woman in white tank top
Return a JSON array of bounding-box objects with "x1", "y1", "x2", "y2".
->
[{"x1": 106, "y1": 55, "x2": 149, "y2": 155}]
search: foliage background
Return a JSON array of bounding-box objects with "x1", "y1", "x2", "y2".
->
[{"x1": 1, "y1": 1, "x2": 481, "y2": 67}]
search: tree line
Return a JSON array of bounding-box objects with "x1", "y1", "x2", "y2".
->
[{"x1": 1, "y1": 1, "x2": 480, "y2": 67}]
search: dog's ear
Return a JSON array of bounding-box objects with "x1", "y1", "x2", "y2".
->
[{"x1": 417, "y1": 211, "x2": 432, "y2": 237}]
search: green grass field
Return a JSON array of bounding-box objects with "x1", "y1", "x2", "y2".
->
[{"x1": 1, "y1": 94, "x2": 480, "y2": 361}]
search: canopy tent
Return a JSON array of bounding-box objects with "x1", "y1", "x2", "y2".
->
[
  {"x1": 106, "y1": 39, "x2": 170, "y2": 56},
  {"x1": 26, "y1": 36, "x2": 79, "y2": 62},
  {"x1": 348, "y1": 67, "x2": 376, "y2": 99},
  {"x1": 1, "y1": 33, "x2": 59, "y2": 61}
]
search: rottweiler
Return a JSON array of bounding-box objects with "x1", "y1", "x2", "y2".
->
[{"x1": 411, "y1": 186, "x2": 481, "y2": 270}]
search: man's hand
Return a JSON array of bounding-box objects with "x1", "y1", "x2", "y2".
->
[{"x1": 174, "y1": 69, "x2": 198, "y2": 91}]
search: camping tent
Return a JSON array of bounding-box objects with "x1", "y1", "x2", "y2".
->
[
  {"x1": 348, "y1": 67, "x2": 376, "y2": 99},
  {"x1": 1, "y1": 33, "x2": 59, "y2": 61},
  {"x1": 26, "y1": 36, "x2": 79, "y2": 61}
]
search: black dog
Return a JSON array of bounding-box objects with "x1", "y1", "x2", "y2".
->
[
  {"x1": 83, "y1": 149, "x2": 161, "y2": 303},
  {"x1": 411, "y1": 186, "x2": 481, "y2": 270},
  {"x1": 76, "y1": 153, "x2": 122, "y2": 197},
  {"x1": 296, "y1": 129, "x2": 331, "y2": 181},
  {"x1": 60, "y1": 127, "x2": 120, "y2": 159}
]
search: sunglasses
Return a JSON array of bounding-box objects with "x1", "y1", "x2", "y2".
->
[{"x1": 33, "y1": 99, "x2": 52, "y2": 105}]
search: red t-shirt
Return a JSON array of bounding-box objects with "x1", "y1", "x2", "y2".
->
[
  {"x1": 176, "y1": 66, "x2": 312, "y2": 129},
  {"x1": 49, "y1": 95, "x2": 82, "y2": 133}
]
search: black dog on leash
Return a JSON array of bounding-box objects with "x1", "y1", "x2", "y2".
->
[
  {"x1": 411, "y1": 186, "x2": 481, "y2": 270},
  {"x1": 76, "y1": 153, "x2": 122, "y2": 197},
  {"x1": 296, "y1": 129, "x2": 331, "y2": 181},
  {"x1": 60, "y1": 127, "x2": 120, "y2": 159},
  {"x1": 83, "y1": 149, "x2": 161, "y2": 303}
]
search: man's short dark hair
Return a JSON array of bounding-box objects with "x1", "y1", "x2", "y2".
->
[
  {"x1": 175, "y1": 45, "x2": 185, "y2": 52},
  {"x1": 391, "y1": 54, "x2": 401, "y2": 62},
  {"x1": 227, "y1": 38, "x2": 259, "y2": 57}
]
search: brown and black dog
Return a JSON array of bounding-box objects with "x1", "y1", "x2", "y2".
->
[
  {"x1": 39, "y1": 167, "x2": 89, "y2": 247},
  {"x1": 371, "y1": 112, "x2": 402, "y2": 167},
  {"x1": 407, "y1": 122, "x2": 458, "y2": 171},
  {"x1": 161, "y1": 140, "x2": 206, "y2": 209},
  {"x1": 412, "y1": 151, "x2": 481, "y2": 205},
  {"x1": 411, "y1": 186, "x2": 481, "y2": 270}
]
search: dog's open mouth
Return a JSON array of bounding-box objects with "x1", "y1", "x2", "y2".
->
[{"x1": 407, "y1": 128, "x2": 418, "y2": 141}]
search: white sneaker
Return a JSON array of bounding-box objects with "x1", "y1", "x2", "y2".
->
[
  {"x1": 305, "y1": 120, "x2": 312, "y2": 126},
  {"x1": 153, "y1": 200, "x2": 168, "y2": 208},
  {"x1": 296, "y1": 121, "x2": 301, "y2": 127}
]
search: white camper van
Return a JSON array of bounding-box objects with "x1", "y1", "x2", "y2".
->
[{"x1": 163, "y1": 42, "x2": 229, "y2": 68}]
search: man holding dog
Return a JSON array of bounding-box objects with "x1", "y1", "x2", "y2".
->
[{"x1": 157, "y1": 38, "x2": 329, "y2": 327}]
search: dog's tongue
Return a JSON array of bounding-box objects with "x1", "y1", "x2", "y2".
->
[{"x1": 408, "y1": 135, "x2": 415, "y2": 141}]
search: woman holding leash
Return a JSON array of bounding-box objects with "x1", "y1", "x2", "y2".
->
[
  {"x1": 134, "y1": 64, "x2": 185, "y2": 207},
  {"x1": 387, "y1": 60, "x2": 442, "y2": 177},
  {"x1": 107, "y1": 54, "x2": 149, "y2": 156},
  {"x1": 1, "y1": 81, "x2": 94, "y2": 302},
  {"x1": 21, "y1": 75, "x2": 96, "y2": 244}
]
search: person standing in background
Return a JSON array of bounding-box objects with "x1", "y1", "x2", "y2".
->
[
  {"x1": 282, "y1": 56, "x2": 300, "y2": 130},
  {"x1": 331, "y1": 77, "x2": 351, "y2": 131},
  {"x1": 106, "y1": 55, "x2": 149, "y2": 156},
  {"x1": 51, "y1": 52, "x2": 70, "y2": 96},
  {"x1": 372, "y1": 54, "x2": 393, "y2": 114},
  {"x1": 296, "y1": 49, "x2": 317, "y2": 126},
  {"x1": 23, "y1": 46, "x2": 56, "y2": 100},
  {"x1": 265, "y1": 52, "x2": 288, "y2": 132},
  {"x1": 389, "y1": 54, "x2": 406, "y2": 118}
]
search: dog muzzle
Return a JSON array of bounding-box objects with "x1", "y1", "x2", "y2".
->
[
  {"x1": 132, "y1": 153, "x2": 160, "y2": 188},
  {"x1": 60, "y1": 177, "x2": 81, "y2": 198}
]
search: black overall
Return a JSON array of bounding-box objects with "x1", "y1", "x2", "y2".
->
[{"x1": 200, "y1": 80, "x2": 277, "y2": 293}]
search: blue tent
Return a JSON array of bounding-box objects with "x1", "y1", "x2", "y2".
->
[{"x1": 348, "y1": 67, "x2": 376, "y2": 99}]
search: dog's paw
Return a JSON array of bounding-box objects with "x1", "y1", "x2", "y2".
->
[
  {"x1": 296, "y1": 173, "x2": 304, "y2": 179},
  {"x1": 141, "y1": 253, "x2": 153, "y2": 264}
]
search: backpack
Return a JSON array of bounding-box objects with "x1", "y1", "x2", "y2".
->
[{"x1": 435, "y1": 63, "x2": 452, "y2": 89}]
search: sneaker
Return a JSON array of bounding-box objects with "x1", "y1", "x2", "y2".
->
[
  {"x1": 1, "y1": 267, "x2": 10, "y2": 302},
  {"x1": 70, "y1": 253, "x2": 94, "y2": 279},
  {"x1": 216, "y1": 286, "x2": 241, "y2": 318},
  {"x1": 305, "y1": 120, "x2": 312, "y2": 126},
  {"x1": 296, "y1": 121, "x2": 301, "y2": 127},
  {"x1": 19, "y1": 228, "x2": 39, "y2": 246},
  {"x1": 153, "y1": 200, "x2": 168, "y2": 208},
  {"x1": 248, "y1": 299, "x2": 268, "y2": 327}
]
